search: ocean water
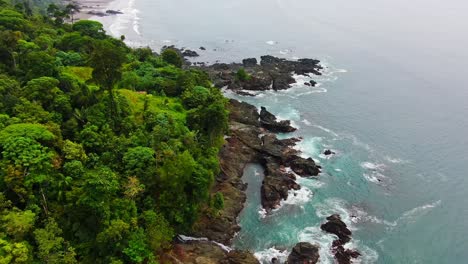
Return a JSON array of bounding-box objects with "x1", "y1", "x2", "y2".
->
[{"x1": 96, "y1": 0, "x2": 468, "y2": 263}]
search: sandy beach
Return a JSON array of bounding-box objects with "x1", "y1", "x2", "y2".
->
[{"x1": 63, "y1": 0, "x2": 116, "y2": 21}]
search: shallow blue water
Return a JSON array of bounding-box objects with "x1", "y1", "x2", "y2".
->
[{"x1": 99, "y1": 0, "x2": 468, "y2": 262}]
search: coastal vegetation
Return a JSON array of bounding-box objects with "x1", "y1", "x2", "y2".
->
[{"x1": 0, "y1": 1, "x2": 228, "y2": 263}]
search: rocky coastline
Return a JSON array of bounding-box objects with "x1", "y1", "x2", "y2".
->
[{"x1": 166, "y1": 52, "x2": 360, "y2": 264}]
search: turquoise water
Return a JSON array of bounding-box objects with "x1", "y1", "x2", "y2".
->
[{"x1": 99, "y1": 0, "x2": 468, "y2": 262}]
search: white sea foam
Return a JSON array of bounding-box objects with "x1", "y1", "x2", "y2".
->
[
  {"x1": 254, "y1": 247, "x2": 289, "y2": 263},
  {"x1": 348, "y1": 206, "x2": 397, "y2": 227},
  {"x1": 360, "y1": 162, "x2": 385, "y2": 171},
  {"x1": 314, "y1": 198, "x2": 354, "y2": 229},
  {"x1": 345, "y1": 240, "x2": 379, "y2": 264},
  {"x1": 395, "y1": 200, "x2": 441, "y2": 226},
  {"x1": 335, "y1": 168, "x2": 342, "y2": 172},
  {"x1": 302, "y1": 119, "x2": 312, "y2": 126},
  {"x1": 258, "y1": 207, "x2": 267, "y2": 219},
  {"x1": 266, "y1": 40, "x2": 277, "y2": 45},
  {"x1": 279, "y1": 186, "x2": 313, "y2": 207},
  {"x1": 293, "y1": 137, "x2": 323, "y2": 159},
  {"x1": 108, "y1": 0, "x2": 141, "y2": 37},
  {"x1": 313, "y1": 125, "x2": 340, "y2": 138},
  {"x1": 384, "y1": 155, "x2": 409, "y2": 164},
  {"x1": 362, "y1": 173, "x2": 386, "y2": 183},
  {"x1": 299, "y1": 178, "x2": 326, "y2": 189}
]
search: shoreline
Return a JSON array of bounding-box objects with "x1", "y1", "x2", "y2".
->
[
  {"x1": 64, "y1": 0, "x2": 116, "y2": 21},
  {"x1": 74, "y1": 8, "x2": 360, "y2": 262}
]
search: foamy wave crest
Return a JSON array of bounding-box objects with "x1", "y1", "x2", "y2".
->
[
  {"x1": 349, "y1": 206, "x2": 397, "y2": 227},
  {"x1": 279, "y1": 186, "x2": 313, "y2": 207},
  {"x1": 297, "y1": 226, "x2": 335, "y2": 264},
  {"x1": 345, "y1": 241, "x2": 379, "y2": 264},
  {"x1": 362, "y1": 172, "x2": 387, "y2": 184},
  {"x1": 315, "y1": 198, "x2": 354, "y2": 228},
  {"x1": 254, "y1": 247, "x2": 289, "y2": 263},
  {"x1": 294, "y1": 137, "x2": 323, "y2": 159},
  {"x1": 360, "y1": 162, "x2": 385, "y2": 171},
  {"x1": 394, "y1": 200, "x2": 441, "y2": 226},
  {"x1": 299, "y1": 177, "x2": 326, "y2": 189},
  {"x1": 361, "y1": 162, "x2": 388, "y2": 183},
  {"x1": 302, "y1": 119, "x2": 312, "y2": 126},
  {"x1": 266, "y1": 40, "x2": 277, "y2": 45},
  {"x1": 384, "y1": 156, "x2": 409, "y2": 164}
]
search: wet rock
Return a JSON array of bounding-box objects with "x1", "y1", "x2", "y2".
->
[
  {"x1": 324, "y1": 149, "x2": 335, "y2": 155},
  {"x1": 231, "y1": 74, "x2": 272, "y2": 91},
  {"x1": 271, "y1": 73, "x2": 296, "y2": 90},
  {"x1": 198, "y1": 55, "x2": 321, "y2": 92},
  {"x1": 106, "y1": 9, "x2": 123, "y2": 14},
  {"x1": 262, "y1": 134, "x2": 299, "y2": 158},
  {"x1": 333, "y1": 246, "x2": 361, "y2": 264},
  {"x1": 182, "y1": 49, "x2": 199, "y2": 57},
  {"x1": 228, "y1": 99, "x2": 259, "y2": 126},
  {"x1": 287, "y1": 242, "x2": 320, "y2": 264},
  {"x1": 309, "y1": 80, "x2": 317, "y2": 87},
  {"x1": 261, "y1": 158, "x2": 300, "y2": 210},
  {"x1": 200, "y1": 46, "x2": 206, "y2": 50},
  {"x1": 260, "y1": 107, "x2": 296, "y2": 133},
  {"x1": 321, "y1": 214, "x2": 360, "y2": 263},
  {"x1": 87, "y1": 10, "x2": 108, "y2": 16},
  {"x1": 287, "y1": 155, "x2": 321, "y2": 176},
  {"x1": 235, "y1": 90, "x2": 256, "y2": 96},
  {"x1": 242, "y1": 58, "x2": 258, "y2": 67},
  {"x1": 320, "y1": 214, "x2": 352, "y2": 244}
]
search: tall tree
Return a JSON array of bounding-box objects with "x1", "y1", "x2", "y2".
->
[{"x1": 89, "y1": 40, "x2": 126, "y2": 129}]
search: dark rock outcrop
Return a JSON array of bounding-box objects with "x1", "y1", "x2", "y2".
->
[
  {"x1": 287, "y1": 242, "x2": 320, "y2": 264},
  {"x1": 324, "y1": 149, "x2": 335, "y2": 155},
  {"x1": 106, "y1": 9, "x2": 123, "y2": 14},
  {"x1": 320, "y1": 214, "x2": 351, "y2": 244},
  {"x1": 242, "y1": 58, "x2": 258, "y2": 67},
  {"x1": 321, "y1": 214, "x2": 360, "y2": 264},
  {"x1": 260, "y1": 107, "x2": 296, "y2": 133},
  {"x1": 182, "y1": 49, "x2": 199, "y2": 57},
  {"x1": 200, "y1": 46, "x2": 206, "y2": 50},
  {"x1": 261, "y1": 158, "x2": 300, "y2": 209},
  {"x1": 287, "y1": 155, "x2": 321, "y2": 177},
  {"x1": 198, "y1": 55, "x2": 322, "y2": 93}
]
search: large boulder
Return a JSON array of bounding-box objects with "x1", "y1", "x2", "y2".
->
[
  {"x1": 260, "y1": 107, "x2": 296, "y2": 133},
  {"x1": 182, "y1": 49, "x2": 199, "y2": 57},
  {"x1": 287, "y1": 155, "x2": 321, "y2": 176},
  {"x1": 228, "y1": 99, "x2": 260, "y2": 126},
  {"x1": 261, "y1": 158, "x2": 300, "y2": 210},
  {"x1": 333, "y1": 246, "x2": 361, "y2": 264},
  {"x1": 242, "y1": 58, "x2": 258, "y2": 67},
  {"x1": 287, "y1": 242, "x2": 320, "y2": 264},
  {"x1": 320, "y1": 214, "x2": 352, "y2": 244}
]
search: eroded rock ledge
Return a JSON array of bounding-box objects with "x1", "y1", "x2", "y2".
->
[
  {"x1": 167, "y1": 99, "x2": 321, "y2": 263},
  {"x1": 200, "y1": 56, "x2": 322, "y2": 93}
]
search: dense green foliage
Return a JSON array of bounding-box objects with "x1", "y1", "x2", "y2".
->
[
  {"x1": 236, "y1": 67, "x2": 251, "y2": 81},
  {"x1": 0, "y1": 2, "x2": 228, "y2": 263}
]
